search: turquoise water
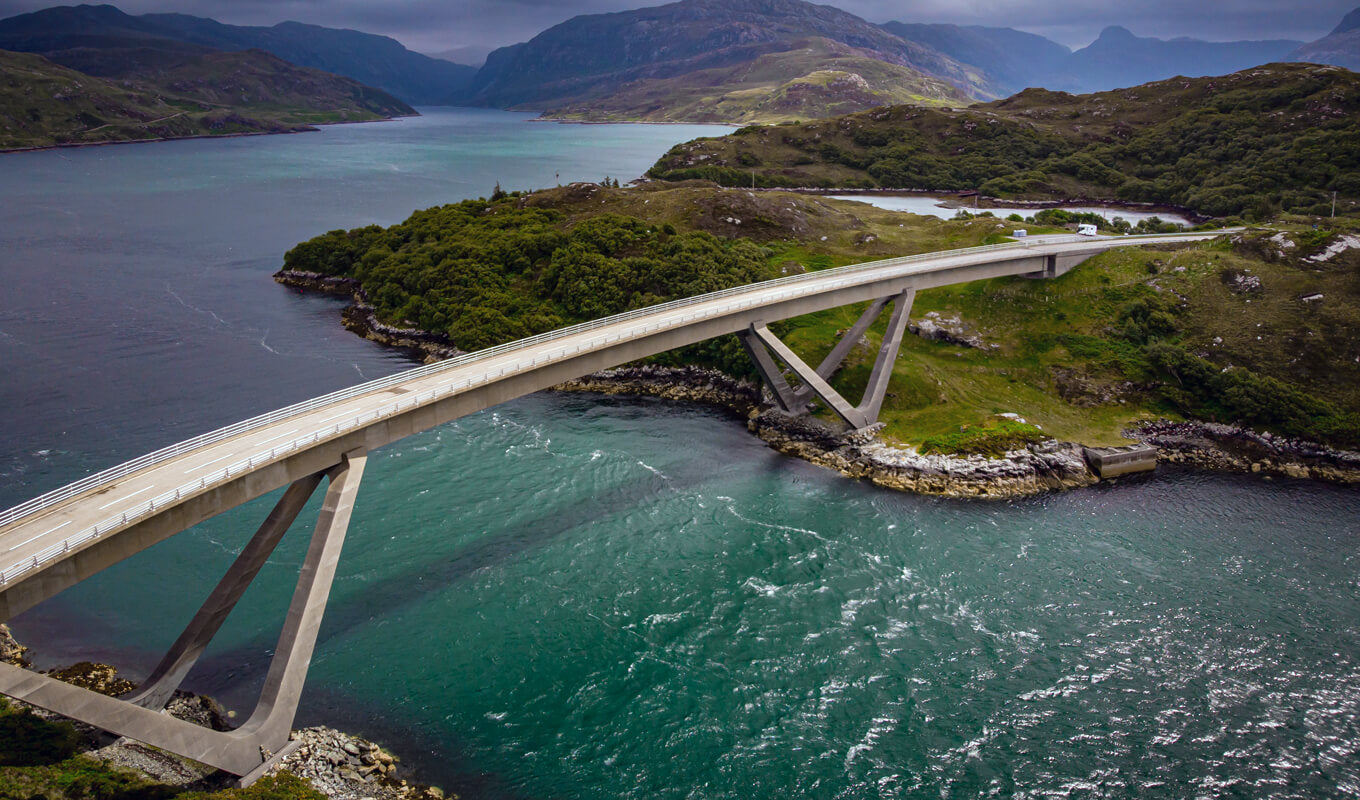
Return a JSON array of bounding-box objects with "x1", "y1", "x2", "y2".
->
[{"x1": 3, "y1": 110, "x2": 1360, "y2": 799}]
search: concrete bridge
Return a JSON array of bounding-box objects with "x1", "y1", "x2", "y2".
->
[{"x1": 0, "y1": 231, "x2": 1220, "y2": 781}]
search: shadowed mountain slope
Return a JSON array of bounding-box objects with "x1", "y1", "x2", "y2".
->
[
  {"x1": 541, "y1": 36, "x2": 970, "y2": 123},
  {"x1": 468, "y1": 0, "x2": 995, "y2": 109},
  {"x1": 0, "y1": 4, "x2": 474, "y2": 104}
]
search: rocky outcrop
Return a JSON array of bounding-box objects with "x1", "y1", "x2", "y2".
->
[
  {"x1": 0, "y1": 624, "x2": 28, "y2": 666},
  {"x1": 749, "y1": 411, "x2": 1098, "y2": 498},
  {"x1": 1129, "y1": 420, "x2": 1360, "y2": 483},
  {"x1": 909, "y1": 311, "x2": 995, "y2": 350},
  {"x1": 44, "y1": 662, "x2": 135, "y2": 696},
  {"x1": 274, "y1": 269, "x2": 463, "y2": 362},
  {"x1": 553, "y1": 366, "x2": 1099, "y2": 498},
  {"x1": 553, "y1": 365, "x2": 762, "y2": 415},
  {"x1": 271, "y1": 726, "x2": 449, "y2": 800}
]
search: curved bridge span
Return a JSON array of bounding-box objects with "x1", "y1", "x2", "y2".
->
[{"x1": 0, "y1": 231, "x2": 1218, "y2": 780}]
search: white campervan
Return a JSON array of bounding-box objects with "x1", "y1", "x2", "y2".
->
[{"x1": 1077, "y1": 223, "x2": 1098, "y2": 236}]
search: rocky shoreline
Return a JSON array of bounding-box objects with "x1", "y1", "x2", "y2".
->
[
  {"x1": 275, "y1": 270, "x2": 465, "y2": 360},
  {"x1": 274, "y1": 273, "x2": 1360, "y2": 497},
  {"x1": 557, "y1": 365, "x2": 1099, "y2": 498},
  {"x1": 1128, "y1": 419, "x2": 1360, "y2": 484},
  {"x1": 555, "y1": 365, "x2": 1360, "y2": 495}
]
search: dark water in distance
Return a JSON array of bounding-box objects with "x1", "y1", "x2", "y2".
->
[{"x1": 3, "y1": 109, "x2": 1360, "y2": 799}]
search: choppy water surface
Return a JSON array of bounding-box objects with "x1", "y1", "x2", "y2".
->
[{"x1": 2, "y1": 110, "x2": 1359, "y2": 799}]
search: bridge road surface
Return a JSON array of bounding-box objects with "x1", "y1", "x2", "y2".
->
[{"x1": 0, "y1": 232, "x2": 1227, "y2": 619}]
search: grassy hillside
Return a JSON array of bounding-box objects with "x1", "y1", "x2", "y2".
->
[
  {"x1": 542, "y1": 37, "x2": 968, "y2": 124},
  {"x1": 0, "y1": 48, "x2": 412, "y2": 150},
  {"x1": 648, "y1": 63, "x2": 1360, "y2": 219},
  {"x1": 281, "y1": 181, "x2": 1360, "y2": 451}
]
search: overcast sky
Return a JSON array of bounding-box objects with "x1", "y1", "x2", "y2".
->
[{"x1": 3, "y1": 0, "x2": 1355, "y2": 60}]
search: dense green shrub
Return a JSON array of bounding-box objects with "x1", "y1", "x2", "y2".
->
[
  {"x1": 0, "y1": 703, "x2": 82, "y2": 766},
  {"x1": 1144, "y1": 343, "x2": 1360, "y2": 444},
  {"x1": 285, "y1": 202, "x2": 774, "y2": 370}
]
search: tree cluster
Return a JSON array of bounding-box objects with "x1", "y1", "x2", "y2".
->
[{"x1": 283, "y1": 200, "x2": 772, "y2": 359}]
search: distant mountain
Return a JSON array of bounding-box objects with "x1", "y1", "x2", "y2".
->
[
  {"x1": 879, "y1": 19, "x2": 1310, "y2": 96},
  {"x1": 0, "y1": 4, "x2": 475, "y2": 105},
  {"x1": 468, "y1": 0, "x2": 996, "y2": 109},
  {"x1": 542, "y1": 36, "x2": 969, "y2": 124},
  {"x1": 880, "y1": 22, "x2": 1071, "y2": 96},
  {"x1": 1057, "y1": 26, "x2": 1301, "y2": 92},
  {"x1": 0, "y1": 48, "x2": 412, "y2": 150},
  {"x1": 1290, "y1": 6, "x2": 1360, "y2": 71}
]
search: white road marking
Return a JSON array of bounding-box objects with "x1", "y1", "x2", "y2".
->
[
  {"x1": 98, "y1": 485, "x2": 154, "y2": 509},
  {"x1": 254, "y1": 428, "x2": 299, "y2": 446},
  {"x1": 8, "y1": 520, "x2": 70, "y2": 551},
  {"x1": 185, "y1": 453, "x2": 234, "y2": 475}
]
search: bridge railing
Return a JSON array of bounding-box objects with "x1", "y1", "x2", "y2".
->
[{"x1": 0, "y1": 232, "x2": 1211, "y2": 541}]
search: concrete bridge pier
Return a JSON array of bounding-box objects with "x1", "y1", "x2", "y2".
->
[
  {"x1": 1021, "y1": 251, "x2": 1097, "y2": 280},
  {"x1": 739, "y1": 288, "x2": 916, "y2": 431},
  {"x1": 0, "y1": 448, "x2": 368, "y2": 785}
]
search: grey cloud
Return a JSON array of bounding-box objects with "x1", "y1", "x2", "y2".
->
[{"x1": 1, "y1": 0, "x2": 1354, "y2": 54}]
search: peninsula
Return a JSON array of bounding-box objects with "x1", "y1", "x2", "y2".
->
[{"x1": 275, "y1": 174, "x2": 1360, "y2": 494}]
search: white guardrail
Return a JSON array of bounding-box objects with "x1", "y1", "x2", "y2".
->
[{"x1": 0, "y1": 233, "x2": 1213, "y2": 585}]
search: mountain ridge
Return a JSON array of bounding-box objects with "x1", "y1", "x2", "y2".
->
[
  {"x1": 0, "y1": 4, "x2": 474, "y2": 104},
  {"x1": 468, "y1": 0, "x2": 997, "y2": 109}
]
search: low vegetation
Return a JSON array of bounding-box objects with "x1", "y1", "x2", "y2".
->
[
  {"x1": 647, "y1": 63, "x2": 1360, "y2": 220},
  {"x1": 282, "y1": 180, "x2": 1360, "y2": 453}
]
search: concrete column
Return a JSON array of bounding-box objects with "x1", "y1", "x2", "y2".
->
[
  {"x1": 749, "y1": 324, "x2": 869, "y2": 429},
  {"x1": 856, "y1": 289, "x2": 915, "y2": 425},
  {"x1": 126, "y1": 473, "x2": 325, "y2": 711},
  {"x1": 232, "y1": 449, "x2": 366, "y2": 752},
  {"x1": 791, "y1": 297, "x2": 890, "y2": 406},
  {"x1": 738, "y1": 328, "x2": 799, "y2": 411}
]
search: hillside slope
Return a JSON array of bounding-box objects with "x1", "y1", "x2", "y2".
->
[
  {"x1": 542, "y1": 37, "x2": 969, "y2": 123},
  {"x1": 467, "y1": 0, "x2": 994, "y2": 109},
  {"x1": 648, "y1": 63, "x2": 1360, "y2": 219},
  {"x1": 0, "y1": 48, "x2": 411, "y2": 150}
]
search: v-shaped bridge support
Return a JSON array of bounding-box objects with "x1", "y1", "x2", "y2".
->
[
  {"x1": 739, "y1": 289, "x2": 915, "y2": 431},
  {"x1": 0, "y1": 448, "x2": 367, "y2": 785}
]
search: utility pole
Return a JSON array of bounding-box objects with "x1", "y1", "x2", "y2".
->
[
  {"x1": 752, "y1": 169, "x2": 756, "y2": 190},
  {"x1": 1333, "y1": 190, "x2": 1338, "y2": 219}
]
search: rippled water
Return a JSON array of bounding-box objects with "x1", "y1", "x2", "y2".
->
[
  {"x1": 18, "y1": 392, "x2": 1360, "y2": 798},
  {"x1": 3, "y1": 110, "x2": 1359, "y2": 799}
]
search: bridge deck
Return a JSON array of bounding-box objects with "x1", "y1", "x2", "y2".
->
[{"x1": 0, "y1": 232, "x2": 1222, "y2": 618}]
